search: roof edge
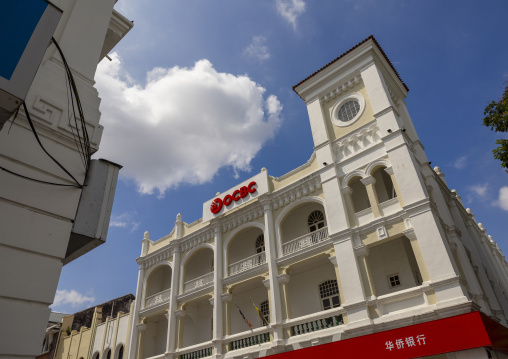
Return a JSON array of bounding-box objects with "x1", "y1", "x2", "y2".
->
[{"x1": 293, "y1": 35, "x2": 409, "y2": 99}]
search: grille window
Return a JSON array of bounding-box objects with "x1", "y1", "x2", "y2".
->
[
  {"x1": 255, "y1": 234, "x2": 265, "y2": 254},
  {"x1": 388, "y1": 274, "x2": 401, "y2": 288},
  {"x1": 308, "y1": 210, "x2": 325, "y2": 232},
  {"x1": 319, "y1": 280, "x2": 341, "y2": 310},
  {"x1": 260, "y1": 300, "x2": 270, "y2": 325},
  {"x1": 337, "y1": 100, "x2": 360, "y2": 122}
]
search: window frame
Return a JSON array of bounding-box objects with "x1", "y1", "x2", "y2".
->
[
  {"x1": 319, "y1": 279, "x2": 341, "y2": 311},
  {"x1": 331, "y1": 92, "x2": 366, "y2": 127},
  {"x1": 308, "y1": 210, "x2": 326, "y2": 233}
]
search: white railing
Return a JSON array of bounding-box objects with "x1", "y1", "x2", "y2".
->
[
  {"x1": 183, "y1": 272, "x2": 214, "y2": 293},
  {"x1": 282, "y1": 227, "x2": 328, "y2": 255},
  {"x1": 145, "y1": 288, "x2": 171, "y2": 308},
  {"x1": 284, "y1": 307, "x2": 345, "y2": 337},
  {"x1": 229, "y1": 252, "x2": 266, "y2": 276},
  {"x1": 225, "y1": 327, "x2": 272, "y2": 351},
  {"x1": 178, "y1": 342, "x2": 213, "y2": 359}
]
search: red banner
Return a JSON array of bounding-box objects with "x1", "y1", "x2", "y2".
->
[{"x1": 267, "y1": 312, "x2": 507, "y2": 358}]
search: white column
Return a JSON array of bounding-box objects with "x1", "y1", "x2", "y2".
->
[
  {"x1": 136, "y1": 323, "x2": 147, "y2": 359},
  {"x1": 212, "y1": 224, "x2": 223, "y2": 358},
  {"x1": 361, "y1": 176, "x2": 381, "y2": 218},
  {"x1": 221, "y1": 293, "x2": 233, "y2": 337},
  {"x1": 127, "y1": 232, "x2": 150, "y2": 359},
  {"x1": 277, "y1": 274, "x2": 291, "y2": 320},
  {"x1": 166, "y1": 245, "x2": 181, "y2": 355},
  {"x1": 331, "y1": 233, "x2": 370, "y2": 328},
  {"x1": 175, "y1": 310, "x2": 186, "y2": 350},
  {"x1": 260, "y1": 198, "x2": 284, "y2": 346}
]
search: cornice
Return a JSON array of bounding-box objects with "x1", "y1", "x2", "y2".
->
[
  {"x1": 220, "y1": 204, "x2": 264, "y2": 233},
  {"x1": 319, "y1": 75, "x2": 362, "y2": 103}
]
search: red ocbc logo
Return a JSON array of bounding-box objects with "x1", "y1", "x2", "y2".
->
[{"x1": 210, "y1": 181, "x2": 257, "y2": 214}]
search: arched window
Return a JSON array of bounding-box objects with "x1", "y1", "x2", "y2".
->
[
  {"x1": 92, "y1": 352, "x2": 99, "y2": 359},
  {"x1": 255, "y1": 234, "x2": 265, "y2": 254},
  {"x1": 319, "y1": 280, "x2": 341, "y2": 310},
  {"x1": 260, "y1": 300, "x2": 270, "y2": 326},
  {"x1": 104, "y1": 349, "x2": 111, "y2": 359},
  {"x1": 308, "y1": 210, "x2": 325, "y2": 232},
  {"x1": 349, "y1": 177, "x2": 371, "y2": 212},
  {"x1": 372, "y1": 167, "x2": 396, "y2": 203},
  {"x1": 117, "y1": 345, "x2": 124, "y2": 359}
]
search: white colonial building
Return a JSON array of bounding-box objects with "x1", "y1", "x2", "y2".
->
[{"x1": 128, "y1": 36, "x2": 508, "y2": 359}]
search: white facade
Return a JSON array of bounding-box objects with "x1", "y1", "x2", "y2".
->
[
  {"x1": 128, "y1": 36, "x2": 508, "y2": 359},
  {"x1": 91, "y1": 311, "x2": 133, "y2": 359},
  {"x1": 0, "y1": 1, "x2": 132, "y2": 357}
]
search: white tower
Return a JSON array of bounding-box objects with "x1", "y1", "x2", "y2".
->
[{"x1": 294, "y1": 35, "x2": 480, "y2": 330}]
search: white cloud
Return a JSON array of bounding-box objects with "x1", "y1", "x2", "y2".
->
[
  {"x1": 95, "y1": 54, "x2": 282, "y2": 196},
  {"x1": 276, "y1": 0, "x2": 306, "y2": 30},
  {"x1": 468, "y1": 183, "x2": 488, "y2": 197},
  {"x1": 52, "y1": 290, "x2": 95, "y2": 309},
  {"x1": 496, "y1": 186, "x2": 508, "y2": 211},
  {"x1": 466, "y1": 183, "x2": 489, "y2": 203},
  {"x1": 452, "y1": 155, "x2": 467, "y2": 169},
  {"x1": 109, "y1": 212, "x2": 140, "y2": 232},
  {"x1": 244, "y1": 36, "x2": 270, "y2": 62}
]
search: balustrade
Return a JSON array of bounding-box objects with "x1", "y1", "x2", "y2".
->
[
  {"x1": 145, "y1": 288, "x2": 171, "y2": 308},
  {"x1": 179, "y1": 347, "x2": 212, "y2": 359},
  {"x1": 229, "y1": 332, "x2": 271, "y2": 351},
  {"x1": 229, "y1": 252, "x2": 266, "y2": 276},
  {"x1": 183, "y1": 272, "x2": 214, "y2": 293},
  {"x1": 282, "y1": 227, "x2": 328, "y2": 255},
  {"x1": 291, "y1": 314, "x2": 343, "y2": 336}
]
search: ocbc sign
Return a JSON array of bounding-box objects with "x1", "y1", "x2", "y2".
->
[{"x1": 210, "y1": 181, "x2": 257, "y2": 214}]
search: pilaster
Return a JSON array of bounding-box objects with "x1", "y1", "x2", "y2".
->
[
  {"x1": 221, "y1": 293, "x2": 233, "y2": 336},
  {"x1": 330, "y1": 232, "x2": 370, "y2": 327},
  {"x1": 166, "y1": 246, "x2": 181, "y2": 354},
  {"x1": 361, "y1": 176, "x2": 381, "y2": 218},
  {"x1": 260, "y1": 198, "x2": 284, "y2": 345}
]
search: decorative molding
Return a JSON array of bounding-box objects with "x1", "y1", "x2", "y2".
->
[
  {"x1": 270, "y1": 176, "x2": 322, "y2": 211},
  {"x1": 334, "y1": 122, "x2": 381, "y2": 162},
  {"x1": 32, "y1": 95, "x2": 63, "y2": 127},
  {"x1": 361, "y1": 176, "x2": 376, "y2": 186},
  {"x1": 277, "y1": 274, "x2": 290, "y2": 284},
  {"x1": 175, "y1": 310, "x2": 186, "y2": 318},
  {"x1": 221, "y1": 205, "x2": 264, "y2": 233},
  {"x1": 180, "y1": 230, "x2": 215, "y2": 252},
  {"x1": 221, "y1": 293, "x2": 232, "y2": 302},
  {"x1": 402, "y1": 228, "x2": 416, "y2": 241},
  {"x1": 141, "y1": 250, "x2": 172, "y2": 269},
  {"x1": 376, "y1": 226, "x2": 387, "y2": 240},
  {"x1": 354, "y1": 245, "x2": 369, "y2": 257},
  {"x1": 262, "y1": 278, "x2": 271, "y2": 289},
  {"x1": 319, "y1": 76, "x2": 362, "y2": 103}
]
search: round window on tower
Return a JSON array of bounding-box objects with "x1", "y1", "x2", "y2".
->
[{"x1": 331, "y1": 93, "x2": 365, "y2": 127}]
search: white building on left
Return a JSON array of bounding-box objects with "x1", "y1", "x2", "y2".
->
[{"x1": 0, "y1": 0, "x2": 133, "y2": 357}]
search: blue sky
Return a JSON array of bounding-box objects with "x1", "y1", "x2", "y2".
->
[{"x1": 52, "y1": 0, "x2": 508, "y2": 313}]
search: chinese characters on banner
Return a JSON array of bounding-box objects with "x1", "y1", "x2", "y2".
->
[{"x1": 386, "y1": 334, "x2": 426, "y2": 351}]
